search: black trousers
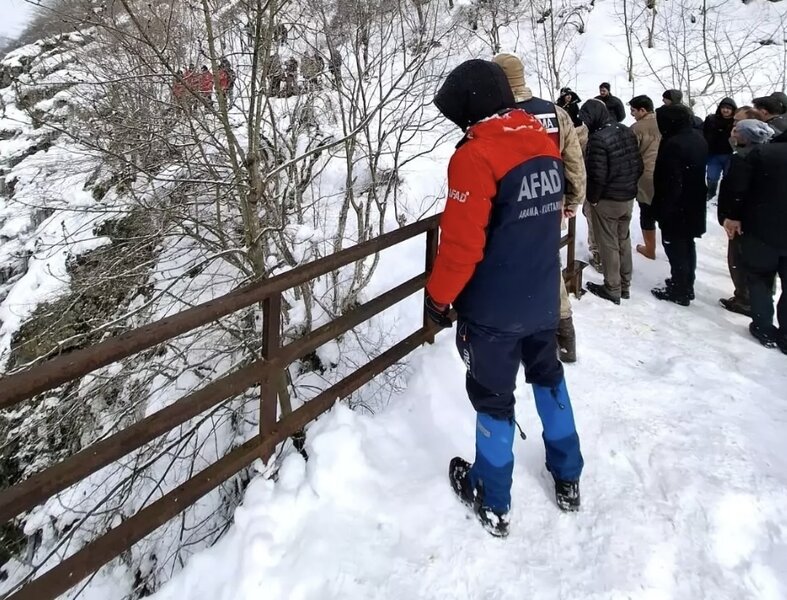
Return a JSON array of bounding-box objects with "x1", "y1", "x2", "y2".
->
[
  {"x1": 638, "y1": 201, "x2": 656, "y2": 231},
  {"x1": 741, "y1": 235, "x2": 787, "y2": 332},
  {"x1": 662, "y1": 236, "x2": 697, "y2": 295},
  {"x1": 727, "y1": 235, "x2": 749, "y2": 304}
]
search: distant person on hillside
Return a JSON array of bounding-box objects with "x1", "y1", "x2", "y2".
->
[
  {"x1": 703, "y1": 97, "x2": 737, "y2": 200},
  {"x1": 493, "y1": 52, "x2": 587, "y2": 364},
  {"x1": 426, "y1": 59, "x2": 584, "y2": 537},
  {"x1": 595, "y1": 82, "x2": 626, "y2": 122},
  {"x1": 199, "y1": 65, "x2": 213, "y2": 105},
  {"x1": 752, "y1": 95, "x2": 787, "y2": 134},
  {"x1": 650, "y1": 104, "x2": 708, "y2": 306},
  {"x1": 717, "y1": 117, "x2": 775, "y2": 318},
  {"x1": 580, "y1": 98, "x2": 643, "y2": 304},
  {"x1": 556, "y1": 87, "x2": 582, "y2": 127},
  {"x1": 629, "y1": 95, "x2": 661, "y2": 260},
  {"x1": 717, "y1": 121, "x2": 786, "y2": 351},
  {"x1": 662, "y1": 89, "x2": 703, "y2": 130}
]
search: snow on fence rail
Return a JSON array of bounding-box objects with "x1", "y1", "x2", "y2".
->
[{"x1": 0, "y1": 214, "x2": 582, "y2": 600}]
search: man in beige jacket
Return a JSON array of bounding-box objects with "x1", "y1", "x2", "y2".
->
[
  {"x1": 493, "y1": 53, "x2": 586, "y2": 363},
  {"x1": 629, "y1": 95, "x2": 661, "y2": 259}
]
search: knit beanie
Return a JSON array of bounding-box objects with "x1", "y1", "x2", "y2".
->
[
  {"x1": 734, "y1": 119, "x2": 775, "y2": 144},
  {"x1": 599, "y1": 82, "x2": 611, "y2": 91},
  {"x1": 492, "y1": 53, "x2": 526, "y2": 100}
]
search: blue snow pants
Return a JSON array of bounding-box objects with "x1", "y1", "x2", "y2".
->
[{"x1": 456, "y1": 321, "x2": 584, "y2": 512}]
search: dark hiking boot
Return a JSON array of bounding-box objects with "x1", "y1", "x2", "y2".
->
[
  {"x1": 586, "y1": 282, "x2": 620, "y2": 305},
  {"x1": 449, "y1": 457, "x2": 510, "y2": 538},
  {"x1": 777, "y1": 333, "x2": 787, "y2": 355},
  {"x1": 719, "y1": 297, "x2": 751, "y2": 317},
  {"x1": 749, "y1": 323, "x2": 779, "y2": 349},
  {"x1": 557, "y1": 317, "x2": 577, "y2": 363},
  {"x1": 621, "y1": 290, "x2": 630, "y2": 300},
  {"x1": 553, "y1": 477, "x2": 581, "y2": 512},
  {"x1": 665, "y1": 279, "x2": 694, "y2": 300},
  {"x1": 651, "y1": 285, "x2": 691, "y2": 307}
]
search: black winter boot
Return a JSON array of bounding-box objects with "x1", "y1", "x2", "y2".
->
[
  {"x1": 553, "y1": 477, "x2": 581, "y2": 512},
  {"x1": 449, "y1": 457, "x2": 510, "y2": 538},
  {"x1": 557, "y1": 317, "x2": 577, "y2": 363},
  {"x1": 749, "y1": 323, "x2": 779, "y2": 349},
  {"x1": 651, "y1": 285, "x2": 691, "y2": 307},
  {"x1": 586, "y1": 282, "x2": 620, "y2": 305}
]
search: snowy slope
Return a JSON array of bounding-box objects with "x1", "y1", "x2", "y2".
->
[{"x1": 151, "y1": 211, "x2": 787, "y2": 600}]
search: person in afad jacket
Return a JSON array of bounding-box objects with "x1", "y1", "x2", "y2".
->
[
  {"x1": 717, "y1": 117, "x2": 774, "y2": 317},
  {"x1": 556, "y1": 87, "x2": 582, "y2": 127},
  {"x1": 425, "y1": 59, "x2": 584, "y2": 538},
  {"x1": 703, "y1": 97, "x2": 737, "y2": 200},
  {"x1": 629, "y1": 95, "x2": 661, "y2": 260},
  {"x1": 580, "y1": 99, "x2": 643, "y2": 304},
  {"x1": 595, "y1": 82, "x2": 626, "y2": 122},
  {"x1": 492, "y1": 52, "x2": 587, "y2": 364},
  {"x1": 651, "y1": 104, "x2": 709, "y2": 306},
  {"x1": 718, "y1": 121, "x2": 787, "y2": 352}
]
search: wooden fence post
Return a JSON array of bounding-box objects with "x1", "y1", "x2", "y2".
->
[
  {"x1": 260, "y1": 293, "x2": 282, "y2": 462},
  {"x1": 424, "y1": 225, "x2": 439, "y2": 343}
]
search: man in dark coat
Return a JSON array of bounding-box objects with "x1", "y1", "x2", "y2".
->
[
  {"x1": 703, "y1": 97, "x2": 737, "y2": 200},
  {"x1": 651, "y1": 104, "x2": 709, "y2": 305},
  {"x1": 717, "y1": 117, "x2": 775, "y2": 317},
  {"x1": 662, "y1": 89, "x2": 703, "y2": 130},
  {"x1": 426, "y1": 60, "x2": 584, "y2": 537},
  {"x1": 752, "y1": 95, "x2": 787, "y2": 134},
  {"x1": 717, "y1": 126, "x2": 787, "y2": 351},
  {"x1": 556, "y1": 87, "x2": 582, "y2": 127},
  {"x1": 580, "y1": 99, "x2": 643, "y2": 303},
  {"x1": 595, "y1": 82, "x2": 626, "y2": 122}
]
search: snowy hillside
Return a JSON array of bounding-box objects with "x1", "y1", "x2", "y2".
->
[{"x1": 1, "y1": 0, "x2": 786, "y2": 598}]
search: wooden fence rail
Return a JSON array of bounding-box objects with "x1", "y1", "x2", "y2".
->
[{"x1": 0, "y1": 214, "x2": 582, "y2": 600}]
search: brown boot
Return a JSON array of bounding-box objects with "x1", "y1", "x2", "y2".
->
[
  {"x1": 557, "y1": 317, "x2": 577, "y2": 363},
  {"x1": 636, "y1": 229, "x2": 657, "y2": 260}
]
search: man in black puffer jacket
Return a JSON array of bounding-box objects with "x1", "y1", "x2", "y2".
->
[
  {"x1": 580, "y1": 99, "x2": 643, "y2": 303},
  {"x1": 703, "y1": 97, "x2": 737, "y2": 200},
  {"x1": 651, "y1": 104, "x2": 708, "y2": 306},
  {"x1": 718, "y1": 128, "x2": 787, "y2": 352}
]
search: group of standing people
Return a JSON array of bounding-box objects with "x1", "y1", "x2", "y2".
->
[
  {"x1": 555, "y1": 79, "x2": 787, "y2": 354},
  {"x1": 173, "y1": 59, "x2": 235, "y2": 108},
  {"x1": 422, "y1": 53, "x2": 786, "y2": 540}
]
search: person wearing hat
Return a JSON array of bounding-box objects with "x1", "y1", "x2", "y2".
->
[
  {"x1": 662, "y1": 89, "x2": 704, "y2": 130},
  {"x1": 426, "y1": 59, "x2": 584, "y2": 537},
  {"x1": 702, "y1": 97, "x2": 737, "y2": 200},
  {"x1": 492, "y1": 52, "x2": 586, "y2": 364},
  {"x1": 650, "y1": 104, "x2": 709, "y2": 306},
  {"x1": 752, "y1": 96, "x2": 787, "y2": 134},
  {"x1": 556, "y1": 87, "x2": 582, "y2": 127},
  {"x1": 717, "y1": 117, "x2": 775, "y2": 318},
  {"x1": 717, "y1": 119, "x2": 787, "y2": 351},
  {"x1": 595, "y1": 82, "x2": 626, "y2": 122}
]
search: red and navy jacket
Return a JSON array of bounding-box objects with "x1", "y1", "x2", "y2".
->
[{"x1": 426, "y1": 109, "x2": 565, "y2": 335}]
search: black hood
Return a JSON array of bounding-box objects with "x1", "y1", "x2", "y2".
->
[
  {"x1": 656, "y1": 104, "x2": 693, "y2": 137},
  {"x1": 663, "y1": 89, "x2": 684, "y2": 104},
  {"x1": 579, "y1": 99, "x2": 612, "y2": 133},
  {"x1": 716, "y1": 97, "x2": 737, "y2": 117},
  {"x1": 433, "y1": 60, "x2": 515, "y2": 131}
]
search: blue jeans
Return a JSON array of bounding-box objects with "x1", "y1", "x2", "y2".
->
[{"x1": 707, "y1": 154, "x2": 731, "y2": 184}]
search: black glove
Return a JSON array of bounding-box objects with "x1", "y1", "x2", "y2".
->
[{"x1": 425, "y1": 295, "x2": 452, "y2": 328}]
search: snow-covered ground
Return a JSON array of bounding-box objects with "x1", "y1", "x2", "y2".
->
[{"x1": 151, "y1": 211, "x2": 787, "y2": 600}]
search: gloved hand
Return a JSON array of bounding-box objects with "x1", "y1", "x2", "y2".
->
[{"x1": 425, "y1": 295, "x2": 452, "y2": 328}]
